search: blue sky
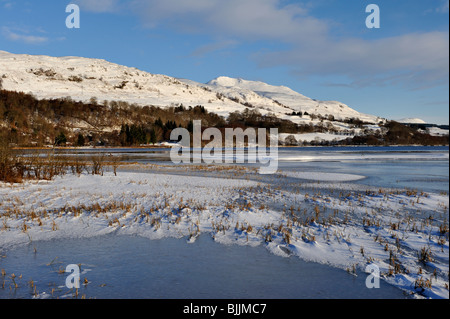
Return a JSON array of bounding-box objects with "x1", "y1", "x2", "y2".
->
[{"x1": 0, "y1": 0, "x2": 448, "y2": 124}]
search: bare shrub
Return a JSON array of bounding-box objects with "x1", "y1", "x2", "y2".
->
[
  {"x1": 70, "y1": 157, "x2": 88, "y2": 176},
  {"x1": 91, "y1": 154, "x2": 106, "y2": 176},
  {"x1": 0, "y1": 139, "x2": 25, "y2": 183}
]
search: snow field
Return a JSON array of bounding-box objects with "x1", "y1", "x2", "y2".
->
[{"x1": 0, "y1": 166, "x2": 448, "y2": 298}]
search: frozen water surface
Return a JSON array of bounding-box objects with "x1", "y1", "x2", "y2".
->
[{"x1": 0, "y1": 235, "x2": 408, "y2": 299}]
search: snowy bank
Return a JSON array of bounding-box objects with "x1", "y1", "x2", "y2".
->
[{"x1": 0, "y1": 166, "x2": 448, "y2": 299}]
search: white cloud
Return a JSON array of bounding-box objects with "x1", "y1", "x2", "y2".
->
[
  {"x1": 255, "y1": 31, "x2": 449, "y2": 89},
  {"x1": 1, "y1": 27, "x2": 49, "y2": 44},
  {"x1": 436, "y1": 0, "x2": 449, "y2": 13},
  {"x1": 0, "y1": 0, "x2": 13, "y2": 9},
  {"x1": 129, "y1": 0, "x2": 326, "y2": 43}
]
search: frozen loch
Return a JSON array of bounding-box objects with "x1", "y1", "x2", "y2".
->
[{"x1": 0, "y1": 146, "x2": 448, "y2": 299}]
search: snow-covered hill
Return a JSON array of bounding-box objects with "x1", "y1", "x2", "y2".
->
[
  {"x1": 397, "y1": 118, "x2": 427, "y2": 124},
  {"x1": 0, "y1": 51, "x2": 381, "y2": 124},
  {"x1": 204, "y1": 76, "x2": 379, "y2": 123}
]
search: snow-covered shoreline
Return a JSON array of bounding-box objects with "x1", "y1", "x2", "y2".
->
[{"x1": 0, "y1": 165, "x2": 448, "y2": 299}]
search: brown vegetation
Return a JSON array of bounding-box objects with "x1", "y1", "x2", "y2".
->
[
  {"x1": 0, "y1": 137, "x2": 119, "y2": 183},
  {"x1": 0, "y1": 90, "x2": 447, "y2": 148}
]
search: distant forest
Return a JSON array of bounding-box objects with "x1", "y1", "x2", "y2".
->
[{"x1": 0, "y1": 90, "x2": 448, "y2": 147}]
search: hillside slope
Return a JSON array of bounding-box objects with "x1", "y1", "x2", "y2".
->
[{"x1": 0, "y1": 51, "x2": 381, "y2": 124}]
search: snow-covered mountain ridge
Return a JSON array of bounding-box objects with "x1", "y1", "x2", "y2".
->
[{"x1": 0, "y1": 50, "x2": 382, "y2": 125}]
